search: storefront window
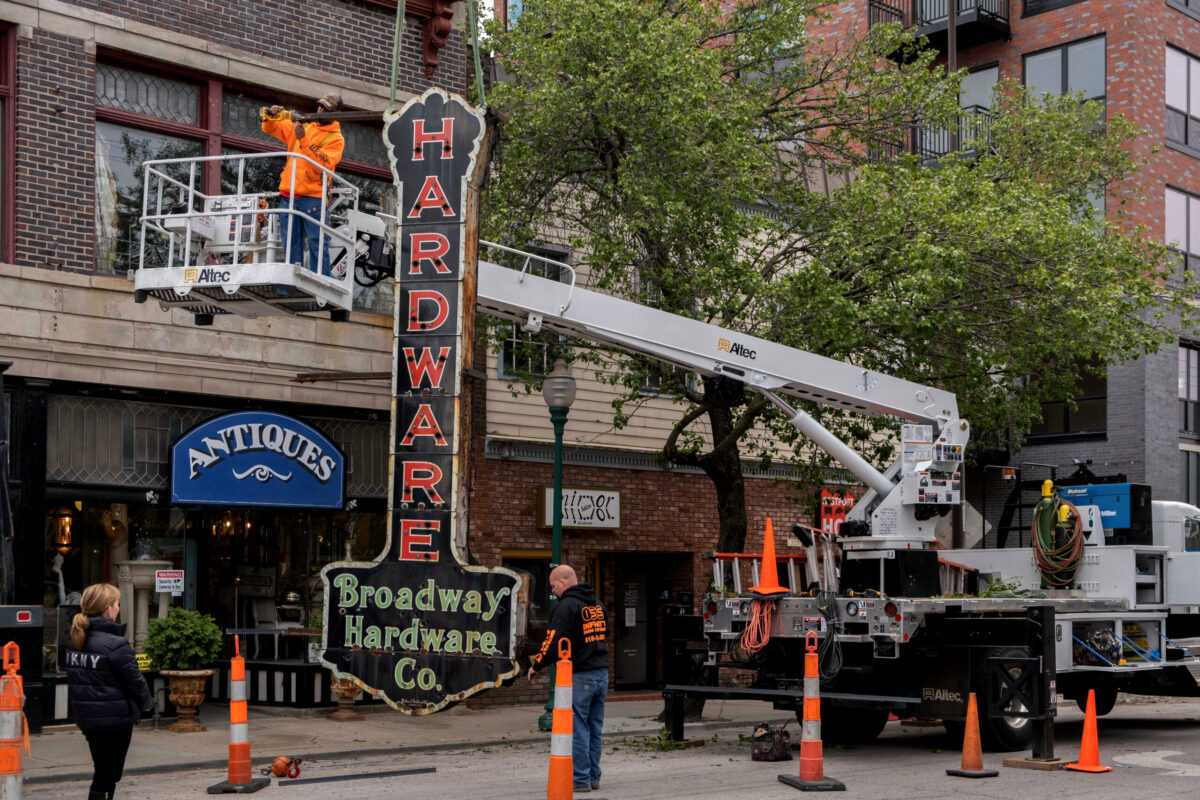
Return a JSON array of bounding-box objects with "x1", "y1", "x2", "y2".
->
[
  {"x1": 42, "y1": 499, "x2": 188, "y2": 671},
  {"x1": 43, "y1": 498, "x2": 385, "y2": 667},
  {"x1": 95, "y1": 121, "x2": 203, "y2": 274}
]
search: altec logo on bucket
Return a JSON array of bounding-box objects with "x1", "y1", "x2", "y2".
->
[{"x1": 184, "y1": 267, "x2": 232, "y2": 284}]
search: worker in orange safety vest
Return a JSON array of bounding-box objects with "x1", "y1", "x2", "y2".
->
[{"x1": 262, "y1": 92, "x2": 345, "y2": 276}]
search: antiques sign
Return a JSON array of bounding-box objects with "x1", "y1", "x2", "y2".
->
[
  {"x1": 537, "y1": 488, "x2": 621, "y2": 529},
  {"x1": 170, "y1": 411, "x2": 344, "y2": 509},
  {"x1": 321, "y1": 90, "x2": 522, "y2": 714}
]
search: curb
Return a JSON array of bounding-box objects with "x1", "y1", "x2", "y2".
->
[{"x1": 24, "y1": 715, "x2": 792, "y2": 785}]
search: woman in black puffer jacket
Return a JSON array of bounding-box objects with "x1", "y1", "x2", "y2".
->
[{"x1": 67, "y1": 583, "x2": 152, "y2": 800}]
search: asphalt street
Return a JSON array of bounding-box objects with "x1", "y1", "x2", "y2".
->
[{"x1": 30, "y1": 697, "x2": 1200, "y2": 799}]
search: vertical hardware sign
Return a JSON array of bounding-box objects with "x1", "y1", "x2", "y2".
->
[{"x1": 321, "y1": 90, "x2": 521, "y2": 714}]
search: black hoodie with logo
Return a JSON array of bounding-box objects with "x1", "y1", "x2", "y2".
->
[{"x1": 531, "y1": 582, "x2": 609, "y2": 673}]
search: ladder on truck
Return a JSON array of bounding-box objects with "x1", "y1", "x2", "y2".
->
[{"x1": 131, "y1": 152, "x2": 380, "y2": 324}]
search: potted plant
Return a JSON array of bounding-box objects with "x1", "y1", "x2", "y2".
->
[{"x1": 144, "y1": 607, "x2": 223, "y2": 733}]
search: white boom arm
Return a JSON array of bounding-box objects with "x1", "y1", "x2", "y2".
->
[{"x1": 476, "y1": 258, "x2": 969, "y2": 549}]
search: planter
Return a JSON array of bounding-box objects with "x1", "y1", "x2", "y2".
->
[
  {"x1": 328, "y1": 676, "x2": 364, "y2": 722},
  {"x1": 160, "y1": 669, "x2": 216, "y2": 732}
]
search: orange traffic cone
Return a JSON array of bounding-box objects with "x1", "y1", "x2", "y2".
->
[
  {"x1": 946, "y1": 693, "x2": 998, "y2": 778},
  {"x1": 779, "y1": 631, "x2": 844, "y2": 792},
  {"x1": 547, "y1": 638, "x2": 574, "y2": 800},
  {"x1": 208, "y1": 635, "x2": 271, "y2": 794},
  {"x1": 749, "y1": 518, "x2": 788, "y2": 597},
  {"x1": 0, "y1": 643, "x2": 30, "y2": 799},
  {"x1": 1065, "y1": 689, "x2": 1112, "y2": 773}
]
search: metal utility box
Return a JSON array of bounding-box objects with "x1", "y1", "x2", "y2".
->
[
  {"x1": 0, "y1": 605, "x2": 43, "y2": 733},
  {"x1": 1059, "y1": 484, "x2": 1152, "y2": 545}
]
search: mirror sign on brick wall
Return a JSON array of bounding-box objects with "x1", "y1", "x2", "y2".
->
[{"x1": 537, "y1": 488, "x2": 621, "y2": 530}]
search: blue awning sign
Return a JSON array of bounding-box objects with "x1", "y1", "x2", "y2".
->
[{"x1": 171, "y1": 411, "x2": 344, "y2": 508}]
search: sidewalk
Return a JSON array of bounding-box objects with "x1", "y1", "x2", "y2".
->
[{"x1": 24, "y1": 694, "x2": 791, "y2": 785}]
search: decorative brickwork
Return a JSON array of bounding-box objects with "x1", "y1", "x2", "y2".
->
[
  {"x1": 15, "y1": 29, "x2": 97, "y2": 274},
  {"x1": 68, "y1": 0, "x2": 471, "y2": 94}
]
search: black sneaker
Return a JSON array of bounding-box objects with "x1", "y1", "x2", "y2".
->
[
  {"x1": 591, "y1": 784, "x2": 600, "y2": 790},
  {"x1": 573, "y1": 785, "x2": 591, "y2": 793}
]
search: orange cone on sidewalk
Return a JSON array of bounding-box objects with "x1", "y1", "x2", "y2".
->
[
  {"x1": 208, "y1": 636, "x2": 270, "y2": 794},
  {"x1": 1065, "y1": 689, "x2": 1112, "y2": 773},
  {"x1": 547, "y1": 638, "x2": 574, "y2": 800},
  {"x1": 946, "y1": 693, "x2": 998, "y2": 778},
  {"x1": 779, "y1": 631, "x2": 844, "y2": 792},
  {"x1": 749, "y1": 518, "x2": 788, "y2": 598},
  {"x1": 0, "y1": 643, "x2": 29, "y2": 800}
]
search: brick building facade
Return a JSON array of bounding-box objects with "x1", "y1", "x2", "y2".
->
[{"x1": 0, "y1": 0, "x2": 826, "y2": 724}]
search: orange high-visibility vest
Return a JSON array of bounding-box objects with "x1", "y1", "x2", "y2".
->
[{"x1": 261, "y1": 118, "x2": 345, "y2": 198}]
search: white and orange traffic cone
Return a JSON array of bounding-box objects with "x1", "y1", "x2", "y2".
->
[
  {"x1": 0, "y1": 643, "x2": 29, "y2": 800},
  {"x1": 208, "y1": 635, "x2": 270, "y2": 794},
  {"x1": 779, "y1": 631, "x2": 844, "y2": 792},
  {"x1": 547, "y1": 638, "x2": 574, "y2": 800},
  {"x1": 946, "y1": 693, "x2": 998, "y2": 778}
]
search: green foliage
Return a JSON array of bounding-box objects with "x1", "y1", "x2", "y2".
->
[
  {"x1": 643, "y1": 727, "x2": 689, "y2": 751},
  {"x1": 483, "y1": 0, "x2": 1196, "y2": 551},
  {"x1": 144, "y1": 607, "x2": 223, "y2": 671},
  {"x1": 977, "y1": 576, "x2": 1042, "y2": 599}
]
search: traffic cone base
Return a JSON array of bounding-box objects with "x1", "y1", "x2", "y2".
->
[
  {"x1": 946, "y1": 767, "x2": 1000, "y2": 779},
  {"x1": 749, "y1": 518, "x2": 788, "y2": 597},
  {"x1": 946, "y1": 692, "x2": 998, "y2": 779},
  {"x1": 779, "y1": 774, "x2": 846, "y2": 792},
  {"x1": 1065, "y1": 689, "x2": 1112, "y2": 773},
  {"x1": 206, "y1": 778, "x2": 272, "y2": 795}
]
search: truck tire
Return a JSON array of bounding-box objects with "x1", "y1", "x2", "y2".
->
[
  {"x1": 799, "y1": 706, "x2": 889, "y2": 745},
  {"x1": 975, "y1": 647, "x2": 1034, "y2": 752},
  {"x1": 1074, "y1": 685, "x2": 1117, "y2": 717}
]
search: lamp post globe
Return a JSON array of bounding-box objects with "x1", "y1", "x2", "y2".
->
[{"x1": 537, "y1": 358, "x2": 575, "y2": 731}]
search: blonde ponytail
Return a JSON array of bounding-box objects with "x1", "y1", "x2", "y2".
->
[
  {"x1": 70, "y1": 583, "x2": 120, "y2": 650},
  {"x1": 69, "y1": 613, "x2": 90, "y2": 650}
]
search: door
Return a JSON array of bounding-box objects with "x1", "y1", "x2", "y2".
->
[{"x1": 614, "y1": 564, "x2": 650, "y2": 688}]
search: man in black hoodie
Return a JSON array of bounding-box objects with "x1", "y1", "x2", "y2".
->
[{"x1": 528, "y1": 564, "x2": 609, "y2": 792}]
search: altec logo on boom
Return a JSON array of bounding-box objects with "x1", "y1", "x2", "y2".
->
[{"x1": 717, "y1": 338, "x2": 757, "y2": 359}]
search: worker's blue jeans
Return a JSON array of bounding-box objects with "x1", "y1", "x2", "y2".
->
[
  {"x1": 279, "y1": 195, "x2": 330, "y2": 276},
  {"x1": 571, "y1": 668, "x2": 607, "y2": 787}
]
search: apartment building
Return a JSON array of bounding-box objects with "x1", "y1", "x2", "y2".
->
[{"x1": 828, "y1": 0, "x2": 1200, "y2": 539}]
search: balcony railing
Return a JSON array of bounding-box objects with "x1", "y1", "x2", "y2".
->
[
  {"x1": 915, "y1": 105, "x2": 994, "y2": 164},
  {"x1": 869, "y1": 0, "x2": 1010, "y2": 54},
  {"x1": 914, "y1": 0, "x2": 1008, "y2": 27}
]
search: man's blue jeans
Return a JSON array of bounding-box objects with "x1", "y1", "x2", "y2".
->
[
  {"x1": 279, "y1": 195, "x2": 330, "y2": 276},
  {"x1": 571, "y1": 668, "x2": 607, "y2": 787}
]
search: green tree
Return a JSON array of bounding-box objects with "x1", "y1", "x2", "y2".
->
[{"x1": 483, "y1": 0, "x2": 1192, "y2": 553}]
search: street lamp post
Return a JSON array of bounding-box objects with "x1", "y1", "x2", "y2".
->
[{"x1": 537, "y1": 358, "x2": 576, "y2": 731}]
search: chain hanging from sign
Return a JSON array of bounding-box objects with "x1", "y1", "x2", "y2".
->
[{"x1": 321, "y1": 90, "x2": 521, "y2": 715}]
